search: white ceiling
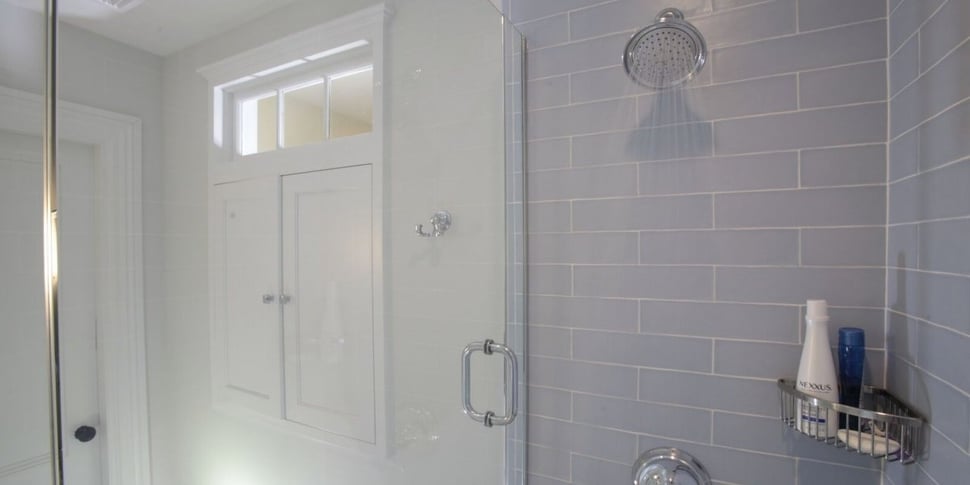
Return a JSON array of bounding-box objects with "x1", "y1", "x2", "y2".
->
[{"x1": 7, "y1": 0, "x2": 302, "y2": 56}]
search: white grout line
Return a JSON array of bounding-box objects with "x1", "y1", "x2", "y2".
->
[
  {"x1": 531, "y1": 13, "x2": 886, "y2": 57},
  {"x1": 569, "y1": 264, "x2": 575, "y2": 297},
  {"x1": 888, "y1": 0, "x2": 906, "y2": 18},
  {"x1": 709, "y1": 411, "x2": 715, "y2": 446},
  {"x1": 530, "y1": 94, "x2": 883, "y2": 125},
  {"x1": 888, "y1": 36, "x2": 970, "y2": 105},
  {"x1": 526, "y1": 183, "x2": 888, "y2": 204},
  {"x1": 710, "y1": 339, "x2": 716, "y2": 374},
  {"x1": 887, "y1": 0, "x2": 951, "y2": 60},
  {"x1": 886, "y1": 213, "x2": 970, "y2": 228},
  {"x1": 887, "y1": 307, "x2": 970, "y2": 340},
  {"x1": 887, "y1": 155, "x2": 970, "y2": 186}
]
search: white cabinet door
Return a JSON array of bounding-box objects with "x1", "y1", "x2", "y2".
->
[
  {"x1": 209, "y1": 177, "x2": 282, "y2": 416},
  {"x1": 281, "y1": 166, "x2": 375, "y2": 443}
]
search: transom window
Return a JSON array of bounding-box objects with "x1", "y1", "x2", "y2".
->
[{"x1": 237, "y1": 65, "x2": 374, "y2": 156}]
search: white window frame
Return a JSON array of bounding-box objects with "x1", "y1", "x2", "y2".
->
[
  {"x1": 200, "y1": 4, "x2": 388, "y2": 185},
  {"x1": 236, "y1": 89, "x2": 278, "y2": 156},
  {"x1": 232, "y1": 57, "x2": 375, "y2": 157}
]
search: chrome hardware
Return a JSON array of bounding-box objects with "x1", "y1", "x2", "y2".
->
[
  {"x1": 263, "y1": 294, "x2": 291, "y2": 304},
  {"x1": 777, "y1": 379, "x2": 924, "y2": 463},
  {"x1": 415, "y1": 210, "x2": 452, "y2": 237},
  {"x1": 461, "y1": 339, "x2": 518, "y2": 427},
  {"x1": 634, "y1": 448, "x2": 711, "y2": 485},
  {"x1": 623, "y1": 8, "x2": 707, "y2": 89}
]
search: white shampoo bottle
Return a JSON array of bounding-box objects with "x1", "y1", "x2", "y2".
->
[{"x1": 795, "y1": 299, "x2": 839, "y2": 438}]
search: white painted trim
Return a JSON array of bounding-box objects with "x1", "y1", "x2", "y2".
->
[
  {"x1": 197, "y1": 4, "x2": 391, "y2": 84},
  {"x1": 0, "y1": 85, "x2": 151, "y2": 485},
  {"x1": 201, "y1": 3, "x2": 390, "y2": 174}
]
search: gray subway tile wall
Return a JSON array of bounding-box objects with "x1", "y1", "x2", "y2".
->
[
  {"x1": 507, "y1": 0, "x2": 970, "y2": 483},
  {"x1": 800, "y1": 144, "x2": 887, "y2": 187},
  {"x1": 638, "y1": 152, "x2": 799, "y2": 194},
  {"x1": 570, "y1": 454, "x2": 632, "y2": 485},
  {"x1": 885, "y1": 0, "x2": 970, "y2": 481}
]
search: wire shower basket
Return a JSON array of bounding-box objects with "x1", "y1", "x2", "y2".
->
[{"x1": 778, "y1": 379, "x2": 925, "y2": 464}]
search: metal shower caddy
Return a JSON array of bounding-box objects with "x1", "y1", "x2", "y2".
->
[{"x1": 778, "y1": 379, "x2": 925, "y2": 464}]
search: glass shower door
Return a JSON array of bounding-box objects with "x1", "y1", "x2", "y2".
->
[
  {"x1": 0, "y1": 2, "x2": 56, "y2": 483},
  {"x1": 44, "y1": 0, "x2": 526, "y2": 484},
  {"x1": 0, "y1": 4, "x2": 143, "y2": 483}
]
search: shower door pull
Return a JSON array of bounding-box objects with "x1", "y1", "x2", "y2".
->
[{"x1": 461, "y1": 339, "x2": 518, "y2": 427}]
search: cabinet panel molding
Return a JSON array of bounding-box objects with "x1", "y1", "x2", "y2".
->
[
  {"x1": 209, "y1": 177, "x2": 283, "y2": 416},
  {"x1": 282, "y1": 166, "x2": 377, "y2": 443}
]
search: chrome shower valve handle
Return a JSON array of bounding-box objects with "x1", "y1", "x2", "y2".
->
[{"x1": 415, "y1": 210, "x2": 452, "y2": 237}]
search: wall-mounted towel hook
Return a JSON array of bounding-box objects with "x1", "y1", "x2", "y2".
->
[{"x1": 415, "y1": 210, "x2": 452, "y2": 237}]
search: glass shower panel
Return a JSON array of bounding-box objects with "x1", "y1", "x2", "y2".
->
[
  {"x1": 504, "y1": 19, "x2": 528, "y2": 485},
  {"x1": 385, "y1": 1, "x2": 513, "y2": 482},
  {"x1": 0, "y1": 2, "x2": 52, "y2": 484},
  {"x1": 52, "y1": 1, "x2": 525, "y2": 485}
]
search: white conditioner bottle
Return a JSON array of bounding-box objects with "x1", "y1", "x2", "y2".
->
[{"x1": 795, "y1": 299, "x2": 839, "y2": 438}]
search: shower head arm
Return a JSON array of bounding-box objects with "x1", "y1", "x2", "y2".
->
[{"x1": 656, "y1": 7, "x2": 685, "y2": 22}]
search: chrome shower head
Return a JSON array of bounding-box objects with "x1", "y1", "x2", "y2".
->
[{"x1": 623, "y1": 8, "x2": 707, "y2": 89}]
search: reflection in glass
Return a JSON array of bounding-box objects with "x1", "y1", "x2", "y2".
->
[
  {"x1": 329, "y1": 68, "x2": 373, "y2": 139},
  {"x1": 283, "y1": 80, "x2": 326, "y2": 148},
  {"x1": 0, "y1": 1, "x2": 51, "y2": 483},
  {"x1": 239, "y1": 93, "x2": 278, "y2": 155}
]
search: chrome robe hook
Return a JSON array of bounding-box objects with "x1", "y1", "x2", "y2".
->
[{"x1": 415, "y1": 210, "x2": 452, "y2": 237}]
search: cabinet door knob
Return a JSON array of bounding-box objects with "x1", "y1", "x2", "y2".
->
[
  {"x1": 279, "y1": 294, "x2": 291, "y2": 304},
  {"x1": 262, "y1": 294, "x2": 276, "y2": 304}
]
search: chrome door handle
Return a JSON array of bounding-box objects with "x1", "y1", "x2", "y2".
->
[{"x1": 461, "y1": 339, "x2": 518, "y2": 427}]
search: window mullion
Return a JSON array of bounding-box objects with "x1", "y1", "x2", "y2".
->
[
  {"x1": 276, "y1": 89, "x2": 284, "y2": 149},
  {"x1": 324, "y1": 77, "x2": 332, "y2": 140}
]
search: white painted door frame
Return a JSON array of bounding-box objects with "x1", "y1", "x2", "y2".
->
[{"x1": 0, "y1": 85, "x2": 151, "y2": 485}]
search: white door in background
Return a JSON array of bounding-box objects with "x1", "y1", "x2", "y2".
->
[{"x1": 0, "y1": 131, "x2": 103, "y2": 485}]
